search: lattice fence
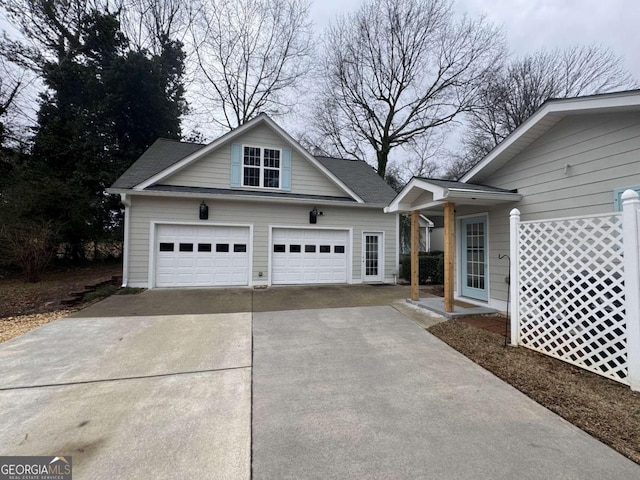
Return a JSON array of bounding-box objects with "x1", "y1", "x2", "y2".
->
[{"x1": 516, "y1": 213, "x2": 628, "y2": 384}]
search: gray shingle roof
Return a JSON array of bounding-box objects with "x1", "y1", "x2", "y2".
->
[
  {"x1": 111, "y1": 138, "x2": 204, "y2": 189},
  {"x1": 111, "y1": 139, "x2": 397, "y2": 205},
  {"x1": 315, "y1": 156, "x2": 397, "y2": 204}
]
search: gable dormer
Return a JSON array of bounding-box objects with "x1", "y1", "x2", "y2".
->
[{"x1": 157, "y1": 119, "x2": 351, "y2": 199}]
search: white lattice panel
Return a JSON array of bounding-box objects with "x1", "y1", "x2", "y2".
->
[{"x1": 517, "y1": 213, "x2": 628, "y2": 384}]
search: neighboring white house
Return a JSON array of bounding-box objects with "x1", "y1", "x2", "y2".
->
[
  {"x1": 108, "y1": 114, "x2": 399, "y2": 288},
  {"x1": 386, "y1": 90, "x2": 640, "y2": 312}
]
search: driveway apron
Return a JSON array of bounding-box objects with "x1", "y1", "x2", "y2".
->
[
  {"x1": 252, "y1": 305, "x2": 640, "y2": 480},
  {"x1": 0, "y1": 313, "x2": 251, "y2": 480}
]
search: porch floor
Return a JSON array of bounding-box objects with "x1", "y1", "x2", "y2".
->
[{"x1": 407, "y1": 296, "x2": 498, "y2": 318}]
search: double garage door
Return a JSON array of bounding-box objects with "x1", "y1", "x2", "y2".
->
[{"x1": 155, "y1": 225, "x2": 349, "y2": 287}]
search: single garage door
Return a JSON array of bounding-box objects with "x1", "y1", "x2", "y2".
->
[
  {"x1": 156, "y1": 225, "x2": 250, "y2": 287},
  {"x1": 272, "y1": 228, "x2": 348, "y2": 284}
]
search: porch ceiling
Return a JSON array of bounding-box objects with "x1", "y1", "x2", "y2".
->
[{"x1": 385, "y1": 177, "x2": 521, "y2": 214}]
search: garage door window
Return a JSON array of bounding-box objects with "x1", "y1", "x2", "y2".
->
[
  {"x1": 159, "y1": 243, "x2": 174, "y2": 252},
  {"x1": 234, "y1": 244, "x2": 247, "y2": 253},
  {"x1": 216, "y1": 243, "x2": 229, "y2": 252},
  {"x1": 274, "y1": 244, "x2": 286, "y2": 252},
  {"x1": 179, "y1": 243, "x2": 193, "y2": 252},
  {"x1": 290, "y1": 245, "x2": 301, "y2": 253},
  {"x1": 320, "y1": 245, "x2": 331, "y2": 253},
  {"x1": 305, "y1": 245, "x2": 316, "y2": 253},
  {"x1": 335, "y1": 245, "x2": 345, "y2": 253},
  {"x1": 198, "y1": 243, "x2": 212, "y2": 252}
]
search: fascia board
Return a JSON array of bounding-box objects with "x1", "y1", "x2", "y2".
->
[
  {"x1": 461, "y1": 91, "x2": 640, "y2": 183},
  {"x1": 106, "y1": 188, "x2": 381, "y2": 208}
]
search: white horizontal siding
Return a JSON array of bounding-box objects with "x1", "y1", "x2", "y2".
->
[
  {"x1": 127, "y1": 195, "x2": 397, "y2": 287},
  {"x1": 460, "y1": 111, "x2": 640, "y2": 305},
  {"x1": 162, "y1": 124, "x2": 347, "y2": 197}
]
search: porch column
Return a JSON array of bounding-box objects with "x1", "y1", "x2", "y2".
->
[
  {"x1": 444, "y1": 202, "x2": 455, "y2": 313},
  {"x1": 411, "y1": 210, "x2": 420, "y2": 301}
]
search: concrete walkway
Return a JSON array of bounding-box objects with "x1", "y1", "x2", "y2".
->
[{"x1": 252, "y1": 306, "x2": 640, "y2": 479}]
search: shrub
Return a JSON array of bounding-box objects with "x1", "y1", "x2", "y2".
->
[
  {"x1": 399, "y1": 252, "x2": 444, "y2": 284},
  {"x1": 83, "y1": 285, "x2": 119, "y2": 302}
]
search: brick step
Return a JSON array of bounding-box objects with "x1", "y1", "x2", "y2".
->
[{"x1": 61, "y1": 298, "x2": 83, "y2": 306}]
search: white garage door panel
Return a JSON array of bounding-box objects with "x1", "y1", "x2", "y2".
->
[
  {"x1": 272, "y1": 228, "x2": 348, "y2": 285},
  {"x1": 156, "y1": 225, "x2": 249, "y2": 287}
]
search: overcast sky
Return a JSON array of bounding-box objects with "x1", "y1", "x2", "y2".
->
[{"x1": 311, "y1": 0, "x2": 640, "y2": 79}]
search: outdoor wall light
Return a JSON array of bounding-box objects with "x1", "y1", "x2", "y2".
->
[
  {"x1": 199, "y1": 201, "x2": 209, "y2": 220},
  {"x1": 309, "y1": 207, "x2": 324, "y2": 224}
]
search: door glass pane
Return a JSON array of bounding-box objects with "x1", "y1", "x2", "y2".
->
[
  {"x1": 465, "y1": 220, "x2": 485, "y2": 290},
  {"x1": 365, "y1": 235, "x2": 379, "y2": 276}
]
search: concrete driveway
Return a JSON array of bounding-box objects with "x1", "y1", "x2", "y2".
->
[
  {"x1": 0, "y1": 313, "x2": 251, "y2": 479},
  {"x1": 2, "y1": 287, "x2": 640, "y2": 479}
]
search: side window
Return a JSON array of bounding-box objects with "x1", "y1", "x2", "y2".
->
[{"x1": 614, "y1": 186, "x2": 640, "y2": 211}]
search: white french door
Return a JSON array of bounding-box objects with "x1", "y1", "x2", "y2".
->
[{"x1": 363, "y1": 232, "x2": 383, "y2": 282}]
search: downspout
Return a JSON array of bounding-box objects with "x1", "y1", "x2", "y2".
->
[{"x1": 121, "y1": 193, "x2": 131, "y2": 287}]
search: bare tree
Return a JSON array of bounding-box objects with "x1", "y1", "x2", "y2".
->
[
  {"x1": 449, "y1": 44, "x2": 638, "y2": 178},
  {"x1": 120, "y1": 0, "x2": 188, "y2": 54},
  {"x1": 188, "y1": 0, "x2": 313, "y2": 130},
  {"x1": 314, "y1": 0, "x2": 505, "y2": 178}
]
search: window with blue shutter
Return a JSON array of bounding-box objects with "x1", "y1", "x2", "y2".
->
[
  {"x1": 614, "y1": 186, "x2": 640, "y2": 211},
  {"x1": 281, "y1": 148, "x2": 292, "y2": 191},
  {"x1": 230, "y1": 143, "x2": 242, "y2": 187},
  {"x1": 233, "y1": 144, "x2": 288, "y2": 190}
]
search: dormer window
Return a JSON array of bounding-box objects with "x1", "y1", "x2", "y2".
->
[{"x1": 243, "y1": 146, "x2": 281, "y2": 189}]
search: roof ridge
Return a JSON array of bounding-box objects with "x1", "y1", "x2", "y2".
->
[{"x1": 156, "y1": 137, "x2": 206, "y2": 146}]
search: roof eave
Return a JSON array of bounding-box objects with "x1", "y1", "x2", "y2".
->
[
  {"x1": 461, "y1": 90, "x2": 640, "y2": 183},
  {"x1": 106, "y1": 187, "x2": 385, "y2": 208}
]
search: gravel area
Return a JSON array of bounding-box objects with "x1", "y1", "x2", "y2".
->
[
  {"x1": 0, "y1": 309, "x2": 77, "y2": 343},
  {"x1": 429, "y1": 318, "x2": 640, "y2": 465}
]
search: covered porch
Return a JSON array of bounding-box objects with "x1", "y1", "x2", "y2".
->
[{"x1": 385, "y1": 178, "x2": 521, "y2": 315}]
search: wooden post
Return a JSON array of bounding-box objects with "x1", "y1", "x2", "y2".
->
[
  {"x1": 444, "y1": 202, "x2": 455, "y2": 313},
  {"x1": 411, "y1": 210, "x2": 419, "y2": 301}
]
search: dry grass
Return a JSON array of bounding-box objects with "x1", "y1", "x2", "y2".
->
[{"x1": 429, "y1": 318, "x2": 640, "y2": 464}]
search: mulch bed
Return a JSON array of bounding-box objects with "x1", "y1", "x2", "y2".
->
[{"x1": 429, "y1": 318, "x2": 640, "y2": 464}]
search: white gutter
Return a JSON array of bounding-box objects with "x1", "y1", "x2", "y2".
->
[{"x1": 106, "y1": 188, "x2": 388, "y2": 209}]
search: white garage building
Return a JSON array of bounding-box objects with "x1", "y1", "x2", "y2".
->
[{"x1": 108, "y1": 114, "x2": 398, "y2": 288}]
